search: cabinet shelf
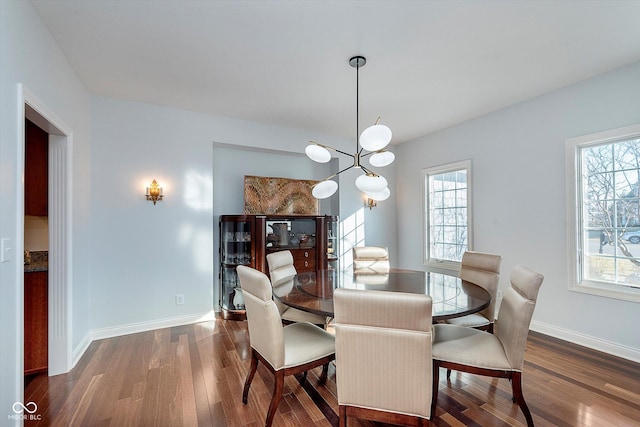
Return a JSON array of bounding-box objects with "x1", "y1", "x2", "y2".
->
[
  {"x1": 220, "y1": 261, "x2": 251, "y2": 268},
  {"x1": 266, "y1": 245, "x2": 315, "y2": 250}
]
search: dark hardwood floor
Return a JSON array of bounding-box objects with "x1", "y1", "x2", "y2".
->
[{"x1": 24, "y1": 315, "x2": 640, "y2": 426}]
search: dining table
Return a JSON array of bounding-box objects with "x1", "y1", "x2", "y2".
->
[{"x1": 273, "y1": 267, "x2": 491, "y2": 322}]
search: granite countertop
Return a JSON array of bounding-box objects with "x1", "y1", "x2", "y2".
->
[{"x1": 24, "y1": 251, "x2": 48, "y2": 273}]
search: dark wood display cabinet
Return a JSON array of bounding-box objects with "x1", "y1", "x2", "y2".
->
[{"x1": 218, "y1": 214, "x2": 338, "y2": 320}]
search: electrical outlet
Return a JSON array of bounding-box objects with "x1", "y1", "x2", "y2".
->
[{"x1": 175, "y1": 294, "x2": 184, "y2": 305}]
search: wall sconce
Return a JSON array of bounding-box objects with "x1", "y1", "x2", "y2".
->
[
  {"x1": 366, "y1": 198, "x2": 377, "y2": 210},
  {"x1": 146, "y1": 179, "x2": 163, "y2": 205}
]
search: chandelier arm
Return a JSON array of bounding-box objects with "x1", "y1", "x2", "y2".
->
[
  {"x1": 317, "y1": 163, "x2": 356, "y2": 184},
  {"x1": 333, "y1": 148, "x2": 356, "y2": 158},
  {"x1": 336, "y1": 164, "x2": 356, "y2": 177},
  {"x1": 360, "y1": 165, "x2": 376, "y2": 176},
  {"x1": 310, "y1": 141, "x2": 355, "y2": 158}
]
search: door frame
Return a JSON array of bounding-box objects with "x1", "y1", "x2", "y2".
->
[{"x1": 21, "y1": 85, "x2": 73, "y2": 376}]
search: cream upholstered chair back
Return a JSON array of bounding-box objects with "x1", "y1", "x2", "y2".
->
[
  {"x1": 266, "y1": 250, "x2": 328, "y2": 326},
  {"x1": 352, "y1": 246, "x2": 390, "y2": 273},
  {"x1": 267, "y1": 250, "x2": 296, "y2": 286},
  {"x1": 459, "y1": 251, "x2": 502, "y2": 323},
  {"x1": 495, "y1": 264, "x2": 544, "y2": 371},
  {"x1": 236, "y1": 265, "x2": 286, "y2": 369},
  {"x1": 334, "y1": 288, "x2": 433, "y2": 422},
  {"x1": 266, "y1": 250, "x2": 297, "y2": 315}
]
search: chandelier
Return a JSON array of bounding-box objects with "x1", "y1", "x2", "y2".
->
[{"x1": 306, "y1": 56, "x2": 394, "y2": 200}]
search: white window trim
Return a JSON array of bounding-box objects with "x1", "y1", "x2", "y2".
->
[
  {"x1": 566, "y1": 123, "x2": 640, "y2": 303},
  {"x1": 422, "y1": 159, "x2": 473, "y2": 272}
]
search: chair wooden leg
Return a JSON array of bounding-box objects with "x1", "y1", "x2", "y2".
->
[
  {"x1": 265, "y1": 370, "x2": 285, "y2": 427},
  {"x1": 242, "y1": 350, "x2": 259, "y2": 404},
  {"x1": 511, "y1": 371, "x2": 534, "y2": 427},
  {"x1": 339, "y1": 405, "x2": 347, "y2": 427},
  {"x1": 319, "y1": 363, "x2": 329, "y2": 384},
  {"x1": 446, "y1": 368, "x2": 452, "y2": 380},
  {"x1": 431, "y1": 362, "x2": 440, "y2": 417}
]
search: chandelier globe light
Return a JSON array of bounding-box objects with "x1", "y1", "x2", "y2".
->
[
  {"x1": 368, "y1": 150, "x2": 395, "y2": 168},
  {"x1": 305, "y1": 144, "x2": 332, "y2": 163},
  {"x1": 355, "y1": 173, "x2": 388, "y2": 193},
  {"x1": 306, "y1": 55, "x2": 394, "y2": 200},
  {"x1": 365, "y1": 186, "x2": 391, "y2": 202},
  {"x1": 359, "y1": 121, "x2": 392, "y2": 151},
  {"x1": 312, "y1": 180, "x2": 338, "y2": 199}
]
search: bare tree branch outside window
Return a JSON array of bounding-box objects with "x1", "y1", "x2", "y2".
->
[{"x1": 581, "y1": 137, "x2": 640, "y2": 286}]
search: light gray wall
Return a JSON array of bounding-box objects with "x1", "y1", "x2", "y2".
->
[
  {"x1": 89, "y1": 96, "x2": 398, "y2": 327},
  {"x1": 90, "y1": 95, "x2": 398, "y2": 324},
  {"x1": 396, "y1": 60, "x2": 640, "y2": 360},
  {"x1": 0, "y1": 1, "x2": 92, "y2": 420}
]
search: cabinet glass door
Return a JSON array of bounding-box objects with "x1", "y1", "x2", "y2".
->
[
  {"x1": 326, "y1": 216, "x2": 339, "y2": 270},
  {"x1": 220, "y1": 218, "x2": 252, "y2": 314}
]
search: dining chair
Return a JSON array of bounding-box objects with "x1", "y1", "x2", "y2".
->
[
  {"x1": 444, "y1": 251, "x2": 502, "y2": 333},
  {"x1": 352, "y1": 246, "x2": 390, "y2": 273},
  {"x1": 430, "y1": 264, "x2": 544, "y2": 427},
  {"x1": 237, "y1": 265, "x2": 336, "y2": 427},
  {"x1": 334, "y1": 288, "x2": 433, "y2": 426},
  {"x1": 266, "y1": 250, "x2": 328, "y2": 326}
]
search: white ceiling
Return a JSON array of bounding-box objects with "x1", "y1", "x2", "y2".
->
[{"x1": 31, "y1": 0, "x2": 640, "y2": 144}]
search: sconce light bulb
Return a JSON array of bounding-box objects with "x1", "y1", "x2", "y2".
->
[{"x1": 146, "y1": 179, "x2": 164, "y2": 205}]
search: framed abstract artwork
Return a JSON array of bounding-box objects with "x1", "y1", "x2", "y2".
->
[{"x1": 243, "y1": 175, "x2": 319, "y2": 215}]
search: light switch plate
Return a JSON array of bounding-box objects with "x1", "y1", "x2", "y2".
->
[{"x1": 1, "y1": 238, "x2": 11, "y2": 262}]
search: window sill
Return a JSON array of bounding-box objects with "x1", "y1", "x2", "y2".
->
[{"x1": 570, "y1": 281, "x2": 640, "y2": 303}]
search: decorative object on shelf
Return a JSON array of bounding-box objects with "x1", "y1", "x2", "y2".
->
[
  {"x1": 306, "y1": 56, "x2": 394, "y2": 200},
  {"x1": 145, "y1": 179, "x2": 163, "y2": 205},
  {"x1": 268, "y1": 222, "x2": 290, "y2": 246},
  {"x1": 232, "y1": 286, "x2": 245, "y2": 309},
  {"x1": 243, "y1": 175, "x2": 319, "y2": 215}
]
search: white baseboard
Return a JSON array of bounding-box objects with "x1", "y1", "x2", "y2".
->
[
  {"x1": 530, "y1": 320, "x2": 640, "y2": 363},
  {"x1": 71, "y1": 332, "x2": 93, "y2": 370},
  {"x1": 70, "y1": 310, "x2": 216, "y2": 370}
]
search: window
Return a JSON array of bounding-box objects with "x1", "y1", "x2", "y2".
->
[
  {"x1": 567, "y1": 124, "x2": 640, "y2": 303},
  {"x1": 341, "y1": 208, "x2": 366, "y2": 269},
  {"x1": 422, "y1": 160, "x2": 472, "y2": 270}
]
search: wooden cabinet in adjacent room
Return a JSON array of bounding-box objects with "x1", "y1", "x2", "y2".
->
[
  {"x1": 24, "y1": 271, "x2": 48, "y2": 374},
  {"x1": 25, "y1": 118, "x2": 49, "y2": 216}
]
